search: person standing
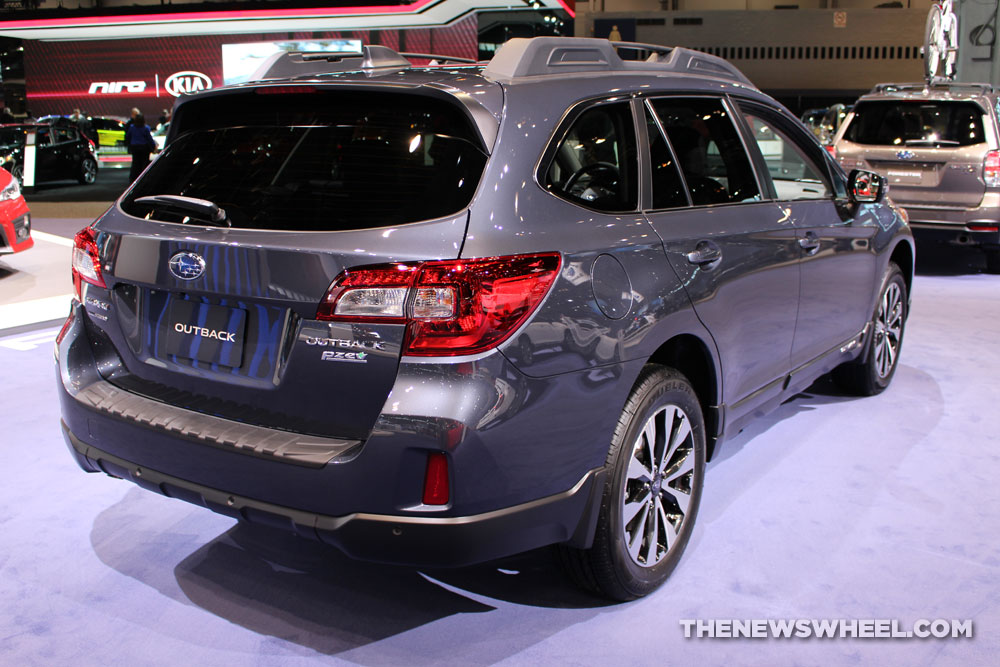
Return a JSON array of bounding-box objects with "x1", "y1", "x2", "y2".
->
[{"x1": 125, "y1": 113, "x2": 156, "y2": 182}]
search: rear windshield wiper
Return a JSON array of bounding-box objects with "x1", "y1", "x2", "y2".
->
[
  {"x1": 134, "y1": 195, "x2": 230, "y2": 227},
  {"x1": 903, "y1": 139, "x2": 961, "y2": 147}
]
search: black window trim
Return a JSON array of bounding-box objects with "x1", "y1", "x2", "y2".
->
[
  {"x1": 534, "y1": 94, "x2": 643, "y2": 214},
  {"x1": 640, "y1": 97, "x2": 693, "y2": 211},
  {"x1": 638, "y1": 92, "x2": 769, "y2": 213}
]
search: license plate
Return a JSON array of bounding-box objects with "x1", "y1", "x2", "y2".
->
[
  {"x1": 165, "y1": 300, "x2": 247, "y2": 367},
  {"x1": 887, "y1": 169, "x2": 923, "y2": 183}
]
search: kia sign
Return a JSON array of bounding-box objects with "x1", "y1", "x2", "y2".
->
[
  {"x1": 23, "y1": 20, "x2": 478, "y2": 117},
  {"x1": 165, "y1": 71, "x2": 212, "y2": 97}
]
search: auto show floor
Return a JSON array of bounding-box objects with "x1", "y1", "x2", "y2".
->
[{"x1": 2, "y1": 232, "x2": 999, "y2": 665}]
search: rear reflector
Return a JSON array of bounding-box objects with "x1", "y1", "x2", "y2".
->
[
  {"x1": 422, "y1": 452, "x2": 450, "y2": 505},
  {"x1": 318, "y1": 253, "x2": 561, "y2": 356},
  {"x1": 985, "y1": 150, "x2": 1000, "y2": 187},
  {"x1": 55, "y1": 309, "x2": 76, "y2": 346},
  {"x1": 255, "y1": 85, "x2": 317, "y2": 95},
  {"x1": 72, "y1": 226, "x2": 105, "y2": 300},
  {"x1": 968, "y1": 223, "x2": 999, "y2": 232}
]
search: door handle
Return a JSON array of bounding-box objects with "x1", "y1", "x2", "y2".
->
[
  {"x1": 798, "y1": 232, "x2": 821, "y2": 255},
  {"x1": 686, "y1": 240, "x2": 722, "y2": 266}
]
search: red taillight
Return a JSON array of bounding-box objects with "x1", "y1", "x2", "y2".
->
[
  {"x1": 984, "y1": 150, "x2": 1000, "y2": 187},
  {"x1": 318, "y1": 253, "x2": 561, "y2": 357},
  {"x1": 86, "y1": 138, "x2": 96, "y2": 153},
  {"x1": 422, "y1": 452, "x2": 450, "y2": 505},
  {"x1": 71, "y1": 226, "x2": 105, "y2": 300},
  {"x1": 825, "y1": 145, "x2": 836, "y2": 158},
  {"x1": 969, "y1": 223, "x2": 999, "y2": 232}
]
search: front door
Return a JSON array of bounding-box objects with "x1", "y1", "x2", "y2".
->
[{"x1": 738, "y1": 103, "x2": 878, "y2": 369}]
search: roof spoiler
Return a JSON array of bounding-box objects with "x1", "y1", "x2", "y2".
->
[
  {"x1": 870, "y1": 81, "x2": 997, "y2": 95},
  {"x1": 250, "y1": 46, "x2": 478, "y2": 80}
]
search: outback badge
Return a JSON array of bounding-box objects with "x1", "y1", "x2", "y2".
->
[{"x1": 168, "y1": 251, "x2": 206, "y2": 280}]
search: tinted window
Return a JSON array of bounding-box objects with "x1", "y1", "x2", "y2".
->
[
  {"x1": 120, "y1": 92, "x2": 488, "y2": 231},
  {"x1": 743, "y1": 114, "x2": 831, "y2": 200},
  {"x1": 543, "y1": 102, "x2": 638, "y2": 212},
  {"x1": 645, "y1": 104, "x2": 690, "y2": 210},
  {"x1": 54, "y1": 127, "x2": 77, "y2": 143},
  {"x1": 649, "y1": 98, "x2": 760, "y2": 205},
  {"x1": 844, "y1": 100, "x2": 986, "y2": 147}
]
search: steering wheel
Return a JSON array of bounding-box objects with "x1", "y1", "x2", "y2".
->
[{"x1": 564, "y1": 161, "x2": 620, "y2": 193}]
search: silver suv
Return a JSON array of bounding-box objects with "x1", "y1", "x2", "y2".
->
[{"x1": 833, "y1": 82, "x2": 1000, "y2": 271}]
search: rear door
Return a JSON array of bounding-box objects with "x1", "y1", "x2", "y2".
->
[
  {"x1": 839, "y1": 99, "x2": 992, "y2": 208},
  {"x1": 89, "y1": 88, "x2": 491, "y2": 441},
  {"x1": 34, "y1": 127, "x2": 57, "y2": 181},
  {"x1": 50, "y1": 125, "x2": 78, "y2": 179},
  {"x1": 642, "y1": 96, "x2": 800, "y2": 415}
]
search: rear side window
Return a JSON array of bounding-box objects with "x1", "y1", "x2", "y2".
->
[
  {"x1": 649, "y1": 97, "x2": 760, "y2": 205},
  {"x1": 120, "y1": 91, "x2": 488, "y2": 231},
  {"x1": 542, "y1": 102, "x2": 638, "y2": 212},
  {"x1": 844, "y1": 100, "x2": 987, "y2": 147},
  {"x1": 54, "y1": 127, "x2": 77, "y2": 143}
]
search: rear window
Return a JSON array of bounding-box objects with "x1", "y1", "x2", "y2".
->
[
  {"x1": 120, "y1": 90, "x2": 488, "y2": 231},
  {"x1": 844, "y1": 100, "x2": 987, "y2": 147}
]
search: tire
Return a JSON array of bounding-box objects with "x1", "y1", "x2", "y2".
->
[
  {"x1": 559, "y1": 365, "x2": 706, "y2": 601},
  {"x1": 78, "y1": 157, "x2": 97, "y2": 185},
  {"x1": 833, "y1": 262, "x2": 907, "y2": 396},
  {"x1": 985, "y1": 249, "x2": 1000, "y2": 275}
]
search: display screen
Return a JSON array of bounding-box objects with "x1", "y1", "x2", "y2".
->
[{"x1": 23, "y1": 18, "x2": 477, "y2": 118}]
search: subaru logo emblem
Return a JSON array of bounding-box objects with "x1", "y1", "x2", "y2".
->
[
  {"x1": 168, "y1": 251, "x2": 205, "y2": 280},
  {"x1": 896, "y1": 150, "x2": 915, "y2": 160}
]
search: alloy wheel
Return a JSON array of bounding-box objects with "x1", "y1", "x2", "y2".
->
[
  {"x1": 82, "y1": 160, "x2": 97, "y2": 184},
  {"x1": 621, "y1": 404, "x2": 695, "y2": 567},
  {"x1": 873, "y1": 282, "x2": 903, "y2": 379}
]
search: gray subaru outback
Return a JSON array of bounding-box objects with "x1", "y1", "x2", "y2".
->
[
  {"x1": 833, "y1": 82, "x2": 1000, "y2": 272},
  {"x1": 56, "y1": 37, "x2": 914, "y2": 600}
]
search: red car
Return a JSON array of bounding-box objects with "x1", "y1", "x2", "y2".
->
[{"x1": 0, "y1": 166, "x2": 31, "y2": 254}]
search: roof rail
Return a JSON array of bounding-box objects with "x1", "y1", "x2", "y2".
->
[
  {"x1": 400, "y1": 53, "x2": 478, "y2": 65},
  {"x1": 871, "y1": 81, "x2": 997, "y2": 95},
  {"x1": 482, "y1": 37, "x2": 753, "y2": 87}
]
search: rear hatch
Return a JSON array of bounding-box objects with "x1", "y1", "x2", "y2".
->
[
  {"x1": 837, "y1": 99, "x2": 992, "y2": 208},
  {"x1": 86, "y1": 86, "x2": 492, "y2": 440}
]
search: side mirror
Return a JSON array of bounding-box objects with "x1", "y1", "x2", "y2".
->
[{"x1": 848, "y1": 169, "x2": 885, "y2": 203}]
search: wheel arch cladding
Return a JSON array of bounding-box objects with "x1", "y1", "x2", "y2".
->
[
  {"x1": 646, "y1": 333, "x2": 720, "y2": 459},
  {"x1": 889, "y1": 240, "x2": 914, "y2": 298}
]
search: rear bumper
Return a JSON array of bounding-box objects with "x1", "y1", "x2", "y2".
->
[
  {"x1": 0, "y1": 205, "x2": 32, "y2": 255},
  {"x1": 56, "y1": 300, "x2": 634, "y2": 566},
  {"x1": 62, "y1": 421, "x2": 604, "y2": 567},
  {"x1": 898, "y1": 198, "x2": 1000, "y2": 246}
]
